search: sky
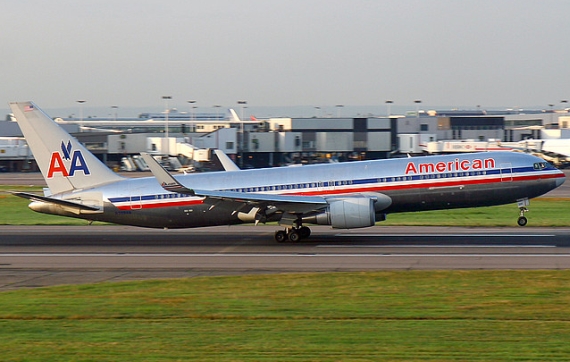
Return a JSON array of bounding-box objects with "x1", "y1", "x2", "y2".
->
[{"x1": 2, "y1": 0, "x2": 570, "y2": 117}]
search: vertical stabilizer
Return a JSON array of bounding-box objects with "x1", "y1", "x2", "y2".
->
[{"x1": 9, "y1": 101, "x2": 123, "y2": 194}]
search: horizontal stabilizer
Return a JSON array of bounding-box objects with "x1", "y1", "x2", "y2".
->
[{"x1": 12, "y1": 192, "x2": 102, "y2": 211}]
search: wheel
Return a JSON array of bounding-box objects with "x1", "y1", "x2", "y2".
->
[
  {"x1": 517, "y1": 216, "x2": 528, "y2": 227},
  {"x1": 275, "y1": 230, "x2": 288, "y2": 242},
  {"x1": 299, "y1": 226, "x2": 311, "y2": 238},
  {"x1": 288, "y1": 230, "x2": 301, "y2": 242}
]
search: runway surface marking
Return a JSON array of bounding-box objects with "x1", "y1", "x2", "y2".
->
[
  {"x1": 335, "y1": 233, "x2": 556, "y2": 237},
  {"x1": 1, "y1": 253, "x2": 569, "y2": 257},
  {"x1": 318, "y1": 245, "x2": 557, "y2": 248}
]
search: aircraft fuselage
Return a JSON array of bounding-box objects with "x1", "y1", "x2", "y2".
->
[{"x1": 31, "y1": 151, "x2": 564, "y2": 229}]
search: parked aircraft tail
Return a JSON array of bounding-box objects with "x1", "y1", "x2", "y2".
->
[
  {"x1": 9, "y1": 101, "x2": 123, "y2": 194},
  {"x1": 229, "y1": 109, "x2": 241, "y2": 122}
]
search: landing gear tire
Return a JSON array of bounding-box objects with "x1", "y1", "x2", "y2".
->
[
  {"x1": 288, "y1": 230, "x2": 301, "y2": 242},
  {"x1": 299, "y1": 226, "x2": 311, "y2": 238},
  {"x1": 517, "y1": 206, "x2": 529, "y2": 227},
  {"x1": 274, "y1": 226, "x2": 312, "y2": 242},
  {"x1": 275, "y1": 230, "x2": 288, "y2": 243}
]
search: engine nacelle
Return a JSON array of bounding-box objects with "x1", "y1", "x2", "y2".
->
[
  {"x1": 329, "y1": 197, "x2": 376, "y2": 229},
  {"x1": 303, "y1": 194, "x2": 392, "y2": 229}
]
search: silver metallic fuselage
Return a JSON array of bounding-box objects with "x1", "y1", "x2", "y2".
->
[{"x1": 32, "y1": 151, "x2": 565, "y2": 228}]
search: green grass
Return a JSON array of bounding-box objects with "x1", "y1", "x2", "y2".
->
[
  {"x1": 2, "y1": 271, "x2": 570, "y2": 360},
  {"x1": 2, "y1": 186, "x2": 570, "y2": 359},
  {"x1": 2, "y1": 185, "x2": 569, "y2": 226},
  {"x1": 0, "y1": 186, "x2": 106, "y2": 225},
  {"x1": 382, "y1": 198, "x2": 570, "y2": 227}
]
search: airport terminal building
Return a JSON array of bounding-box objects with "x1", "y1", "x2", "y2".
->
[{"x1": 0, "y1": 108, "x2": 567, "y2": 172}]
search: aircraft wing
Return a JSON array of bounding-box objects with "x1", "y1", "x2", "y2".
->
[
  {"x1": 140, "y1": 153, "x2": 328, "y2": 214},
  {"x1": 195, "y1": 189, "x2": 328, "y2": 215}
]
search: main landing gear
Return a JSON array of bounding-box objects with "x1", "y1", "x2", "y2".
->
[
  {"x1": 517, "y1": 198, "x2": 529, "y2": 227},
  {"x1": 274, "y1": 226, "x2": 311, "y2": 242}
]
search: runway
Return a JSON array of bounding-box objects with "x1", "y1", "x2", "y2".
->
[{"x1": 3, "y1": 225, "x2": 570, "y2": 290}]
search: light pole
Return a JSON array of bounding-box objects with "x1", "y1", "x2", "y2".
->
[
  {"x1": 187, "y1": 100, "x2": 196, "y2": 121},
  {"x1": 336, "y1": 104, "x2": 344, "y2": 117},
  {"x1": 237, "y1": 100, "x2": 247, "y2": 120},
  {"x1": 237, "y1": 101, "x2": 247, "y2": 168},
  {"x1": 187, "y1": 100, "x2": 196, "y2": 134},
  {"x1": 414, "y1": 100, "x2": 422, "y2": 132},
  {"x1": 548, "y1": 103, "x2": 555, "y2": 126},
  {"x1": 385, "y1": 100, "x2": 393, "y2": 117},
  {"x1": 213, "y1": 105, "x2": 221, "y2": 120},
  {"x1": 314, "y1": 106, "x2": 321, "y2": 118},
  {"x1": 162, "y1": 96, "x2": 172, "y2": 156},
  {"x1": 111, "y1": 105, "x2": 118, "y2": 122},
  {"x1": 77, "y1": 100, "x2": 86, "y2": 132}
]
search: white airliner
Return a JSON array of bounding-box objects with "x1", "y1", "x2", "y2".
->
[{"x1": 10, "y1": 101, "x2": 566, "y2": 242}]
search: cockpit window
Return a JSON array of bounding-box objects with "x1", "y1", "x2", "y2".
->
[{"x1": 533, "y1": 162, "x2": 547, "y2": 170}]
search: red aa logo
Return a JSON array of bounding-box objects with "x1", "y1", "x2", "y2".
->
[{"x1": 47, "y1": 141, "x2": 91, "y2": 178}]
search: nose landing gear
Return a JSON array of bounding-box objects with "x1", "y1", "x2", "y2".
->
[
  {"x1": 517, "y1": 198, "x2": 529, "y2": 227},
  {"x1": 517, "y1": 207, "x2": 528, "y2": 226}
]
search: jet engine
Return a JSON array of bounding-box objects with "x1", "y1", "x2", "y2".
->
[
  {"x1": 304, "y1": 194, "x2": 391, "y2": 229},
  {"x1": 329, "y1": 197, "x2": 375, "y2": 228}
]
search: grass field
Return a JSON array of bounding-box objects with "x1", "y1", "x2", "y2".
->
[
  {"x1": 2, "y1": 271, "x2": 570, "y2": 361},
  {"x1": 2, "y1": 186, "x2": 570, "y2": 360},
  {"x1": 0, "y1": 186, "x2": 108, "y2": 226}
]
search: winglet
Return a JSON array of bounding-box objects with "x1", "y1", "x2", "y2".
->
[
  {"x1": 140, "y1": 153, "x2": 195, "y2": 195},
  {"x1": 214, "y1": 149, "x2": 240, "y2": 171}
]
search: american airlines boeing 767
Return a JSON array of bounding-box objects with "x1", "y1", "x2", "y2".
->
[{"x1": 10, "y1": 101, "x2": 565, "y2": 242}]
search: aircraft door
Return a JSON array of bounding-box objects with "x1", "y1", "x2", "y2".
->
[
  {"x1": 500, "y1": 163, "x2": 513, "y2": 182},
  {"x1": 129, "y1": 187, "x2": 143, "y2": 210}
]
